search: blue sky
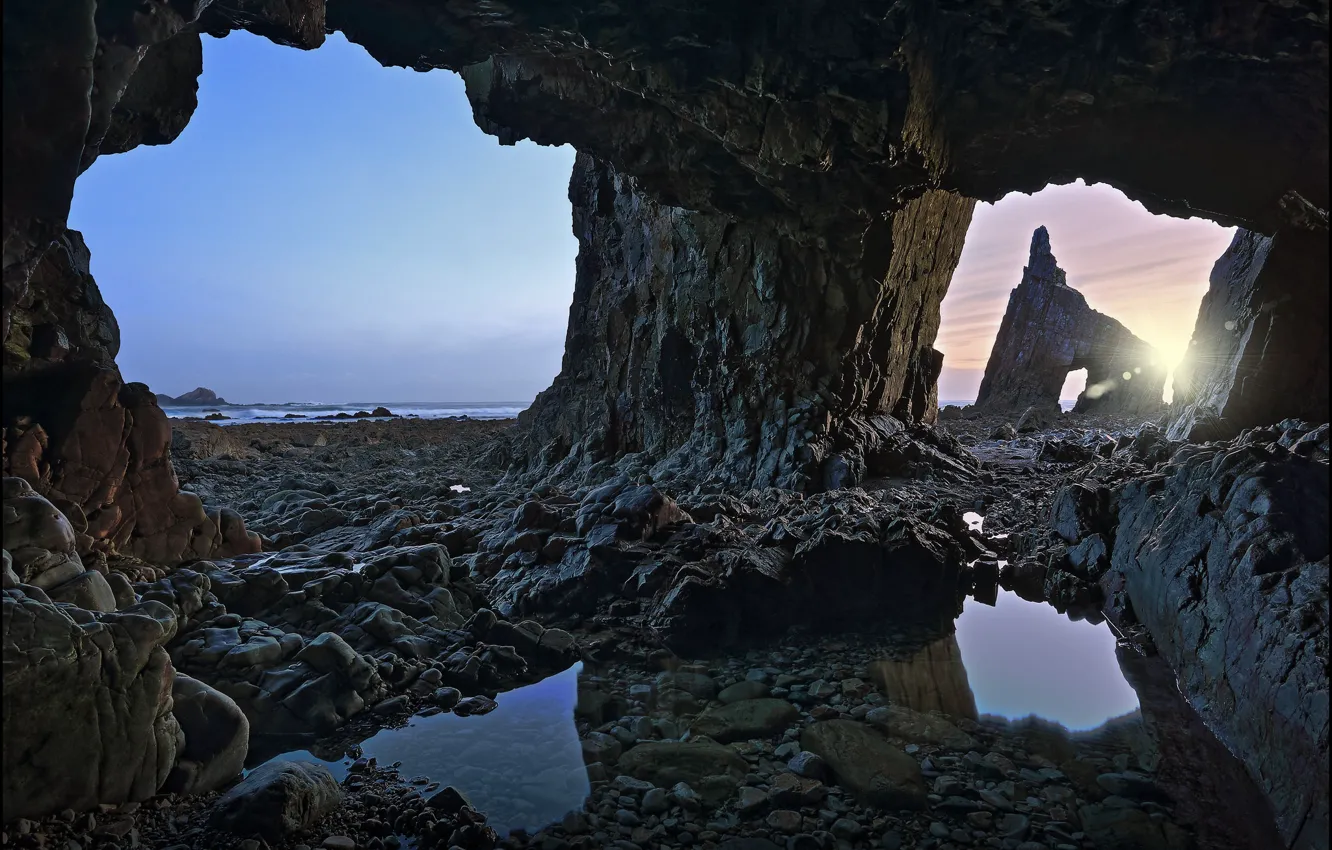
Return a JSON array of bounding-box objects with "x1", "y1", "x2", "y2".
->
[
  {"x1": 71, "y1": 31, "x2": 1231, "y2": 404},
  {"x1": 71, "y1": 31, "x2": 577, "y2": 404}
]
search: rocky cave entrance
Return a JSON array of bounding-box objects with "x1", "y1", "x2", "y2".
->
[
  {"x1": 937, "y1": 181, "x2": 1239, "y2": 420},
  {"x1": 68, "y1": 30, "x2": 578, "y2": 414}
]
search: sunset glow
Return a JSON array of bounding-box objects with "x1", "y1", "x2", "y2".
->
[{"x1": 936, "y1": 181, "x2": 1236, "y2": 403}]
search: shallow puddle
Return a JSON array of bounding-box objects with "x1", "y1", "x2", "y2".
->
[
  {"x1": 954, "y1": 589, "x2": 1139, "y2": 730},
  {"x1": 258, "y1": 663, "x2": 588, "y2": 836}
]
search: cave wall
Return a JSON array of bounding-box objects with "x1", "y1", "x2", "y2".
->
[
  {"x1": 2, "y1": 0, "x2": 1328, "y2": 530},
  {"x1": 2, "y1": 228, "x2": 259, "y2": 563},
  {"x1": 1169, "y1": 210, "x2": 1331, "y2": 441},
  {"x1": 515, "y1": 153, "x2": 974, "y2": 491}
]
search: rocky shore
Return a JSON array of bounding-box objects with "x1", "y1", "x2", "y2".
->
[{"x1": 5, "y1": 408, "x2": 1325, "y2": 850}]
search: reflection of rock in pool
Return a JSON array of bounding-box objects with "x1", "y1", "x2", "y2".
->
[{"x1": 250, "y1": 663, "x2": 587, "y2": 836}]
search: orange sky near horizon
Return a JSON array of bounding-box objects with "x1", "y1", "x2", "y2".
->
[{"x1": 935, "y1": 180, "x2": 1236, "y2": 402}]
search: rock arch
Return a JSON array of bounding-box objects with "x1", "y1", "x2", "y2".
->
[{"x1": 973, "y1": 226, "x2": 1167, "y2": 417}]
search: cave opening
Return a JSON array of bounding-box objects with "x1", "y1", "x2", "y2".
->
[
  {"x1": 937, "y1": 180, "x2": 1235, "y2": 414},
  {"x1": 66, "y1": 31, "x2": 578, "y2": 417}
]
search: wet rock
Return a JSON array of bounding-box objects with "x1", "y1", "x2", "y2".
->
[
  {"x1": 1078, "y1": 803, "x2": 1189, "y2": 850},
  {"x1": 717, "y1": 680, "x2": 770, "y2": 704},
  {"x1": 209, "y1": 760, "x2": 342, "y2": 839},
  {"x1": 164, "y1": 674, "x2": 249, "y2": 795},
  {"x1": 864, "y1": 704, "x2": 976, "y2": 750},
  {"x1": 615, "y1": 741, "x2": 747, "y2": 795},
  {"x1": 800, "y1": 720, "x2": 926, "y2": 809},
  {"x1": 1016, "y1": 403, "x2": 1060, "y2": 434},
  {"x1": 1103, "y1": 440, "x2": 1329, "y2": 848},
  {"x1": 2, "y1": 595, "x2": 181, "y2": 820},
  {"x1": 690, "y1": 698, "x2": 799, "y2": 743}
]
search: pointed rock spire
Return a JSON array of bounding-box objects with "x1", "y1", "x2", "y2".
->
[{"x1": 1025, "y1": 225, "x2": 1064, "y2": 285}]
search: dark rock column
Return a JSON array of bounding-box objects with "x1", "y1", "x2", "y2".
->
[
  {"x1": 1168, "y1": 202, "x2": 1330, "y2": 441},
  {"x1": 1105, "y1": 442, "x2": 1329, "y2": 849},
  {"x1": 513, "y1": 154, "x2": 975, "y2": 492},
  {"x1": 974, "y1": 227, "x2": 1166, "y2": 415}
]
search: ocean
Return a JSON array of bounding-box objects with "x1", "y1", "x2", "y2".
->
[
  {"x1": 940, "y1": 400, "x2": 1078, "y2": 412},
  {"x1": 166, "y1": 399, "x2": 1077, "y2": 424},
  {"x1": 161, "y1": 401, "x2": 530, "y2": 424}
]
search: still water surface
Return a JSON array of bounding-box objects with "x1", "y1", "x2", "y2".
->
[{"x1": 256, "y1": 594, "x2": 1138, "y2": 835}]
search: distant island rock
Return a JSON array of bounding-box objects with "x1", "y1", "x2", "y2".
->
[{"x1": 155, "y1": 387, "x2": 230, "y2": 406}]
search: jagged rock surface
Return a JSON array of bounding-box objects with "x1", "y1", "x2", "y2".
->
[
  {"x1": 975, "y1": 227, "x2": 1165, "y2": 416},
  {"x1": 1103, "y1": 433, "x2": 1330, "y2": 850},
  {"x1": 1168, "y1": 218, "x2": 1330, "y2": 442},
  {"x1": 510, "y1": 154, "x2": 974, "y2": 491}
]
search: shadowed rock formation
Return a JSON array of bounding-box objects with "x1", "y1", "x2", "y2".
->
[
  {"x1": 1103, "y1": 440, "x2": 1329, "y2": 850},
  {"x1": 3, "y1": 0, "x2": 1328, "y2": 502},
  {"x1": 1168, "y1": 208, "x2": 1330, "y2": 441},
  {"x1": 513, "y1": 154, "x2": 974, "y2": 491},
  {"x1": 1, "y1": 0, "x2": 1329, "y2": 830},
  {"x1": 975, "y1": 227, "x2": 1166, "y2": 416}
]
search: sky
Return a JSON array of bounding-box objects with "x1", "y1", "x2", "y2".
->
[
  {"x1": 70, "y1": 32, "x2": 577, "y2": 404},
  {"x1": 70, "y1": 31, "x2": 1234, "y2": 405}
]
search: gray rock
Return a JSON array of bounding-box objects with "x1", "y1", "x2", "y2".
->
[
  {"x1": 209, "y1": 760, "x2": 342, "y2": 839},
  {"x1": 1106, "y1": 442, "x2": 1329, "y2": 847},
  {"x1": 800, "y1": 720, "x2": 926, "y2": 809},
  {"x1": 2, "y1": 595, "x2": 181, "y2": 820},
  {"x1": 164, "y1": 674, "x2": 249, "y2": 795},
  {"x1": 786, "y1": 751, "x2": 830, "y2": 781},
  {"x1": 718, "y1": 680, "x2": 771, "y2": 704},
  {"x1": 46, "y1": 570, "x2": 117, "y2": 612},
  {"x1": 690, "y1": 698, "x2": 799, "y2": 743},
  {"x1": 616, "y1": 741, "x2": 747, "y2": 802}
]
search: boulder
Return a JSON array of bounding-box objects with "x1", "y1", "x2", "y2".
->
[
  {"x1": 615, "y1": 741, "x2": 748, "y2": 790},
  {"x1": 2, "y1": 595, "x2": 182, "y2": 820},
  {"x1": 165, "y1": 674, "x2": 250, "y2": 795},
  {"x1": 800, "y1": 720, "x2": 926, "y2": 809},
  {"x1": 46, "y1": 569, "x2": 117, "y2": 612},
  {"x1": 864, "y1": 704, "x2": 977, "y2": 750},
  {"x1": 689, "y1": 699, "x2": 799, "y2": 743},
  {"x1": 208, "y1": 760, "x2": 342, "y2": 839}
]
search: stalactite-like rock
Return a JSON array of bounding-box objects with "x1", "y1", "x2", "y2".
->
[{"x1": 975, "y1": 227, "x2": 1166, "y2": 416}]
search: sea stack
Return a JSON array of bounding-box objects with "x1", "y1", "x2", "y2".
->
[{"x1": 975, "y1": 227, "x2": 1166, "y2": 415}]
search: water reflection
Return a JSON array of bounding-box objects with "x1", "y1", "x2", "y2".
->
[
  {"x1": 257, "y1": 662, "x2": 587, "y2": 836},
  {"x1": 954, "y1": 589, "x2": 1139, "y2": 730},
  {"x1": 869, "y1": 633, "x2": 979, "y2": 720}
]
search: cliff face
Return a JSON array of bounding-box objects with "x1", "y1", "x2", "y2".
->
[
  {"x1": 515, "y1": 154, "x2": 973, "y2": 491},
  {"x1": 1169, "y1": 220, "x2": 1330, "y2": 441},
  {"x1": 975, "y1": 227, "x2": 1166, "y2": 416}
]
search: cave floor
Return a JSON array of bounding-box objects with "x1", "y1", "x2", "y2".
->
[{"x1": 9, "y1": 412, "x2": 1286, "y2": 850}]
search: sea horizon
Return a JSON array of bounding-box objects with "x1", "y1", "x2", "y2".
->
[{"x1": 165, "y1": 397, "x2": 1082, "y2": 423}]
